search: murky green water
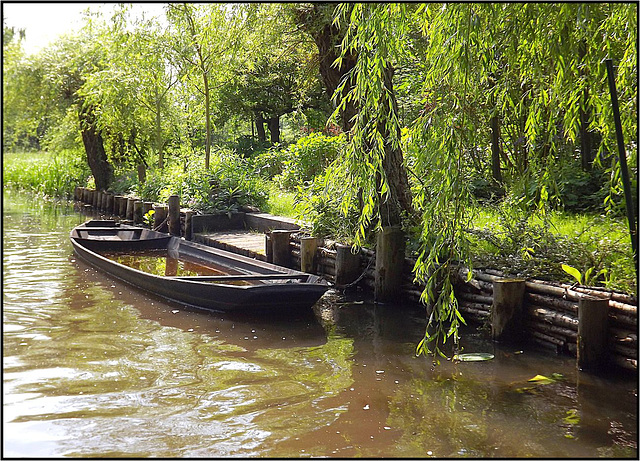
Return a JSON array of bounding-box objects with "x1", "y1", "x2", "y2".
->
[{"x1": 3, "y1": 192, "x2": 638, "y2": 458}]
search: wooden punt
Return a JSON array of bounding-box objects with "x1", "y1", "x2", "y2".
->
[{"x1": 70, "y1": 220, "x2": 329, "y2": 313}]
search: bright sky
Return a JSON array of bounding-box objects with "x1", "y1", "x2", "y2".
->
[{"x1": 2, "y1": 2, "x2": 167, "y2": 55}]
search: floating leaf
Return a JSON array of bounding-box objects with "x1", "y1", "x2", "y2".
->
[
  {"x1": 527, "y1": 373, "x2": 564, "y2": 385},
  {"x1": 453, "y1": 352, "x2": 494, "y2": 362}
]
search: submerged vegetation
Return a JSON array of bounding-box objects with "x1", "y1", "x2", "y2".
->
[{"x1": 3, "y1": 3, "x2": 637, "y2": 356}]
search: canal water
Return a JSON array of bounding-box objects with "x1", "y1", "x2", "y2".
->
[{"x1": 3, "y1": 192, "x2": 638, "y2": 458}]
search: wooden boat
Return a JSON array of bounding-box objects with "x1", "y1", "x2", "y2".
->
[{"x1": 70, "y1": 220, "x2": 329, "y2": 312}]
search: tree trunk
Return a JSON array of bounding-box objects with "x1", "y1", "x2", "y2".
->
[
  {"x1": 490, "y1": 114, "x2": 503, "y2": 183},
  {"x1": 155, "y1": 93, "x2": 164, "y2": 169},
  {"x1": 268, "y1": 116, "x2": 280, "y2": 144},
  {"x1": 255, "y1": 112, "x2": 266, "y2": 142},
  {"x1": 79, "y1": 105, "x2": 113, "y2": 191},
  {"x1": 377, "y1": 66, "x2": 413, "y2": 227},
  {"x1": 203, "y1": 73, "x2": 211, "y2": 169},
  {"x1": 294, "y1": 4, "x2": 357, "y2": 132}
]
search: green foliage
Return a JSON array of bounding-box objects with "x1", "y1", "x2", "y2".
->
[
  {"x1": 294, "y1": 163, "x2": 361, "y2": 243},
  {"x1": 275, "y1": 132, "x2": 345, "y2": 190},
  {"x1": 469, "y1": 204, "x2": 636, "y2": 294},
  {"x1": 132, "y1": 150, "x2": 269, "y2": 215},
  {"x1": 3, "y1": 151, "x2": 91, "y2": 198},
  {"x1": 233, "y1": 135, "x2": 271, "y2": 158}
]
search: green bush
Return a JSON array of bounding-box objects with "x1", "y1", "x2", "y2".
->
[
  {"x1": 275, "y1": 133, "x2": 346, "y2": 190},
  {"x1": 233, "y1": 135, "x2": 271, "y2": 158},
  {"x1": 294, "y1": 163, "x2": 361, "y2": 242},
  {"x1": 131, "y1": 150, "x2": 269, "y2": 214}
]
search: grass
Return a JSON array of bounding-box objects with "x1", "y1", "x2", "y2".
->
[
  {"x1": 3, "y1": 150, "x2": 89, "y2": 198},
  {"x1": 264, "y1": 185, "x2": 296, "y2": 218},
  {"x1": 468, "y1": 204, "x2": 636, "y2": 295}
]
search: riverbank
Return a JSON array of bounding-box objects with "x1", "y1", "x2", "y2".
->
[{"x1": 73, "y1": 187, "x2": 638, "y2": 374}]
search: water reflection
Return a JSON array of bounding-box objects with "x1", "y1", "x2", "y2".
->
[{"x1": 3, "y1": 192, "x2": 638, "y2": 458}]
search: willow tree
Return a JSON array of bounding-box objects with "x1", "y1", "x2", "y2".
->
[
  {"x1": 79, "y1": 5, "x2": 179, "y2": 174},
  {"x1": 327, "y1": 3, "x2": 637, "y2": 358}
]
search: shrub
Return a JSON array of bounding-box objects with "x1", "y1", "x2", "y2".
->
[
  {"x1": 275, "y1": 132, "x2": 346, "y2": 190},
  {"x1": 130, "y1": 149, "x2": 269, "y2": 214},
  {"x1": 294, "y1": 163, "x2": 360, "y2": 242}
]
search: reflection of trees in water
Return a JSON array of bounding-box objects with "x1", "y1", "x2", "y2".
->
[{"x1": 386, "y1": 370, "x2": 636, "y2": 458}]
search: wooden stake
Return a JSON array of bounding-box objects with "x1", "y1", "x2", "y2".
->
[
  {"x1": 167, "y1": 195, "x2": 181, "y2": 236},
  {"x1": 271, "y1": 230, "x2": 292, "y2": 268},
  {"x1": 184, "y1": 210, "x2": 193, "y2": 240},
  {"x1": 375, "y1": 226, "x2": 405, "y2": 302},
  {"x1": 577, "y1": 296, "x2": 610, "y2": 372},
  {"x1": 126, "y1": 197, "x2": 136, "y2": 221},
  {"x1": 105, "y1": 193, "x2": 114, "y2": 214},
  {"x1": 154, "y1": 205, "x2": 168, "y2": 233},
  {"x1": 300, "y1": 237, "x2": 320, "y2": 274},
  {"x1": 133, "y1": 200, "x2": 144, "y2": 224},
  {"x1": 491, "y1": 278, "x2": 526, "y2": 341},
  {"x1": 335, "y1": 243, "x2": 361, "y2": 287}
]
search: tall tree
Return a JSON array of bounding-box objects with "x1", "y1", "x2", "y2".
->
[{"x1": 166, "y1": 4, "x2": 250, "y2": 169}]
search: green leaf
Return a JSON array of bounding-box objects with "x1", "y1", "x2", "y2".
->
[{"x1": 561, "y1": 264, "x2": 582, "y2": 284}]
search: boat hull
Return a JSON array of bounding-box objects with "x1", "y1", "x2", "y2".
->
[{"x1": 70, "y1": 221, "x2": 329, "y2": 312}]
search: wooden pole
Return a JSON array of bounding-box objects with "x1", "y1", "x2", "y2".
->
[
  {"x1": 577, "y1": 296, "x2": 610, "y2": 372},
  {"x1": 133, "y1": 200, "x2": 144, "y2": 224},
  {"x1": 167, "y1": 195, "x2": 181, "y2": 236},
  {"x1": 300, "y1": 237, "x2": 320, "y2": 273},
  {"x1": 101, "y1": 192, "x2": 109, "y2": 211},
  {"x1": 265, "y1": 233, "x2": 273, "y2": 263},
  {"x1": 106, "y1": 193, "x2": 114, "y2": 214},
  {"x1": 117, "y1": 196, "x2": 128, "y2": 217},
  {"x1": 92, "y1": 190, "x2": 99, "y2": 208},
  {"x1": 375, "y1": 226, "x2": 405, "y2": 302},
  {"x1": 126, "y1": 197, "x2": 136, "y2": 221},
  {"x1": 491, "y1": 278, "x2": 526, "y2": 341},
  {"x1": 185, "y1": 210, "x2": 193, "y2": 240},
  {"x1": 335, "y1": 243, "x2": 361, "y2": 287},
  {"x1": 143, "y1": 202, "x2": 154, "y2": 216},
  {"x1": 605, "y1": 59, "x2": 638, "y2": 271},
  {"x1": 154, "y1": 205, "x2": 168, "y2": 233},
  {"x1": 271, "y1": 230, "x2": 292, "y2": 268}
]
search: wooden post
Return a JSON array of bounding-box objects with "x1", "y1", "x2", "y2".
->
[
  {"x1": 143, "y1": 202, "x2": 154, "y2": 216},
  {"x1": 83, "y1": 188, "x2": 91, "y2": 204},
  {"x1": 185, "y1": 210, "x2": 194, "y2": 240},
  {"x1": 265, "y1": 233, "x2": 273, "y2": 263},
  {"x1": 300, "y1": 237, "x2": 320, "y2": 274},
  {"x1": 126, "y1": 198, "x2": 136, "y2": 221},
  {"x1": 271, "y1": 230, "x2": 292, "y2": 267},
  {"x1": 167, "y1": 195, "x2": 181, "y2": 236},
  {"x1": 154, "y1": 205, "x2": 168, "y2": 232},
  {"x1": 74, "y1": 186, "x2": 82, "y2": 201},
  {"x1": 375, "y1": 226, "x2": 405, "y2": 302},
  {"x1": 106, "y1": 193, "x2": 114, "y2": 214},
  {"x1": 133, "y1": 200, "x2": 144, "y2": 224},
  {"x1": 92, "y1": 190, "x2": 99, "y2": 208},
  {"x1": 101, "y1": 192, "x2": 109, "y2": 211},
  {"x1": 115, "y1": 196, "x2": 126, "y2": 217},
  {"x1": 335, "y1": 243, "x2": 361, "y2": 287},
  {"x1": 577, "y1": 296, "x2": 610, "y2": 372},
  {"x1": 491, "y1": 278, "x2": 526, "y2": 341}
]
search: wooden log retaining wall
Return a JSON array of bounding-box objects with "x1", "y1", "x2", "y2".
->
[
  {"x1": 289, "y1": 231, "x2": 637, "y2": 372},
  {"x1": 74, "y1": 187, "x2": 637, "y2": 372}
]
